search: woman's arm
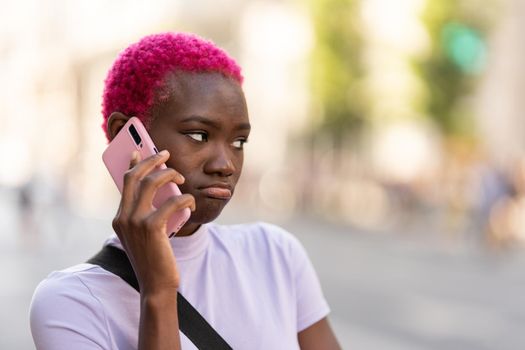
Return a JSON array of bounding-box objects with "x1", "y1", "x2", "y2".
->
[
  {"x1": 298, "y1": 317, "x2": 341, "y2": 350},
  {"x1": 112, "y1": 150, "x2": 195, "y2": 350},
  {"x1": 139, "y1": 289, "x2": 180, "y2": 350}
]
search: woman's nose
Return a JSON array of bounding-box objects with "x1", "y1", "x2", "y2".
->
[{"x1": 203, "y1": 144, "x2": 236, "y2": 177}]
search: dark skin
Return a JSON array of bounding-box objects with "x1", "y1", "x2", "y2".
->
[{"x1": 108, "y1": 71, "x2": 340, "y2": 350}]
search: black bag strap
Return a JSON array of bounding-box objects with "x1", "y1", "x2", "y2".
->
[{"x1": 87, "y1": 245, "x2": 232, "y2": 350}]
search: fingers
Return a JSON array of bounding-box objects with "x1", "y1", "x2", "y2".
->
[
  {"x1": 129, "y1": 150, "x2": 141, "y2": 169},
  {"x1": 127, "y1": 150, "x2": 170, "y2": 181},
  {"x1": 119, "y1": 150, "x2": 184, "y2": 216},
  {"x1": 134, "y1": 168, "x2": 185, "y2": 213},
  {"x1": 149, "y1": 193, "x2": 195, "y2": 227}
]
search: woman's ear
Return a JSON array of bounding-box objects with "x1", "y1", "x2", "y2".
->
[{"x1": 107, "y1": 112, "x2": 131, "y2": 141}]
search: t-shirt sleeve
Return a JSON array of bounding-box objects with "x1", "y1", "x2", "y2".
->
[
  {"x1": 288, "y1": 233, "x2": 331, "y2": 332},
  {"x1": 30, "y1": 272, "x2": 111, "y2": 350}
]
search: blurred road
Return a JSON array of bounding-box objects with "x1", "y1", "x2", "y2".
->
[
  {"x1": 2, "y1": 188, "x2": 525, "y2": 349},
  {"x1": 282, "y1": 218, "x2": 525, "y2": 350}
]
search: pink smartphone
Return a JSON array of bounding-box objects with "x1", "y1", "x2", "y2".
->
[{"x1": 102, "y1": 117, "x2": 190, "y2": 237}]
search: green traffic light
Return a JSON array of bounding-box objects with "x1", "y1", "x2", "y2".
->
[{"x1": 442, "y1": 22, "x2": 487, "y2": 74}]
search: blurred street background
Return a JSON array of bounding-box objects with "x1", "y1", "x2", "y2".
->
[{"x1": 2, "y1": 0, "x2": 525, "y2": 348}]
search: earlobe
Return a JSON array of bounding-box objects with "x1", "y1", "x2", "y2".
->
[{"x1": 107, "y1": 112, "x2": 131, "y2": 141}]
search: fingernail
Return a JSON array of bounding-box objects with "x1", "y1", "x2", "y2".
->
[{"x1": 159, "y1": 150, "x2": 168, "y2": 156}]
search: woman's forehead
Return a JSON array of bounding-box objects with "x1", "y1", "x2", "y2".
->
[{"x1": 153, "y1": 71, "x2": 249, "y2": 123}]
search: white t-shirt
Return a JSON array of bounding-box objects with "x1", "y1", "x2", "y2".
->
[{"x1": 30, "y1": 222, "x2": 330, "y2": 349}]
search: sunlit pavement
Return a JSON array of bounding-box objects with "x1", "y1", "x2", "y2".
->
[{"x1": 2, "y1": 189, "x2": 525, "y2": 349}]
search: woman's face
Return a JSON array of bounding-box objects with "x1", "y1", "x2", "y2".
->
[{"x1": 147, "y1": 72, "x2": 250, "y2": 227}]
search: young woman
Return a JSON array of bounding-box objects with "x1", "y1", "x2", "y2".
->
[{"x1": 30, "y1": 32, "x2": 340, "y2": 350}]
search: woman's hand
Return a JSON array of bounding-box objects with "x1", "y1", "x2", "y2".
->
[
  {"x1": 111, "y1": 149, "x2": 195, "y2": 293},
  {"x1": 111, "y1": 150, "x2": 195, "y2": 350}
]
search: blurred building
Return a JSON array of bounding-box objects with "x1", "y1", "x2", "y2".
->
[
  {"x1": 3, "y1": 0, "x2": 525, "y2": 239},
  {"x1": 476, "y1": 0, "x2": 525, "y2": 164}
]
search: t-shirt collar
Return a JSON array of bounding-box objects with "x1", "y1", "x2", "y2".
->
[{"x1": 170, "y1": 224, "x2": 209, "y2": 260}]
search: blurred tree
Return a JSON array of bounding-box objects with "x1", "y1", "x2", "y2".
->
[
  {"x1": 414, "y1": 0, "x2": 494, "y2": 138},
  {"x1": 308, "y1": 0, "x2": 367, "y2": 145}
]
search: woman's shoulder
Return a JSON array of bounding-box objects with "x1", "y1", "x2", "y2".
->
[
  {"x1": 30, "y1": 264, "x2": 104, "y2": 330},
  {"x1": 33, "y1": 264, "x2": 101, "y2": 294},
  {"x1": 29, "y1": 263, "x2": 125, "y2": 348},
  {"x1": 31, "y1": 264, "x2": 108, "y2": 309},
  {"x1": 31, "y1": 261, "x2": 133, "y2": 312}
]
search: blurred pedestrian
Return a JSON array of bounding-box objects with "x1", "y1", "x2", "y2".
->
[{"x1": 17, "y1": 178, "x2": 36, "y2": 234}]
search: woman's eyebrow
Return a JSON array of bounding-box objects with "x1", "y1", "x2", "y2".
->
[
  {"x1": 180, "y1": 115, "x2": 251, "y2": 131},
  {"x1": 235, "y1": 123, "x2": 251, "y2": 131},
  {"x1": 180, "y1": 115, "x2": 219, "y2": 128}
]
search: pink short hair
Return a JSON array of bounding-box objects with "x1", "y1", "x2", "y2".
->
[{"x1": 101, "y1": 32, "x2": 243, "y2": 141}]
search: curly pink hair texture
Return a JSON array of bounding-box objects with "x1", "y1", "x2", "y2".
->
[{"x1": 101, "y1": 32, "x2": 243, "y2": 141}]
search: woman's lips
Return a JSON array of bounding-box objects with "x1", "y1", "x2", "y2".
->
[{"x1": 201, "y1": 186, "x2": 232, "y2": 200}]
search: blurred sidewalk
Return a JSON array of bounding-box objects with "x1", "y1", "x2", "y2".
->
[{"x1": 2, "y1": 187, "x2": 525, "y2": 349}]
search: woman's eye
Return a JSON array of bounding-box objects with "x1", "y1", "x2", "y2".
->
[
  {"x1": 232, "y1": 139, "x2": 247, "y2": 150},
  {"x1": 186, "y1": 133, "x2": 208, "y2": 142}
]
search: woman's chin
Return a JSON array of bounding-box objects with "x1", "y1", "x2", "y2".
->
[{"x1": 187, "y1": 201, "x2": 227, "y2": 224}]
